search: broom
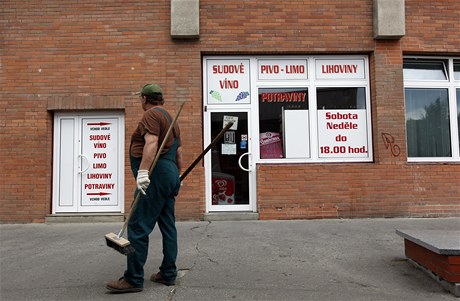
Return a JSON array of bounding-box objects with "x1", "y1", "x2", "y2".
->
[
  {"x1": 179, "y1": 121, "x2": 233, "y2": 181},
  {"x1": 105, "y1": 104, "x2": 233, "y2": 255},
  {"x1": 105, "y1": 101, "x2": 185, "y2": 255}
]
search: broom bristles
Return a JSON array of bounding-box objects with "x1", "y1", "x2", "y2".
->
[{"x1": 105, "y1": 232, "x2": 135, "y2": 256}]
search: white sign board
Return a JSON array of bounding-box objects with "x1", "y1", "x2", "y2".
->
[
  {"x1": 258, "y1": 59, "x2": 308, "y2": 80},
  {"x1": 317, "y1": 110, "x2": 369, "y2": 158},
  {"x1": 81, "y1": 118, "x2": 119, "y2": 206},
  {"x1": 316, "y1": 59, "x2": 365, "y2": 80},
  {"x1": 207, "y1": 59, "x2": 251, "y2": 104}
]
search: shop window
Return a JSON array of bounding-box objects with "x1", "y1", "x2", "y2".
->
[
  {"x1": 404, "y1": 88, "x2": 451, "y2": 157},
  {"x1": 455, "y1": 61, "x2": 460, "y2": 80},
  {"x1": 205, "y1": 55, "x2": 372, "y2": 163},
  {"x1": 317, "y1": 88, "x2": 369, "y2": 159},
  {"x1": 457, "y1": 89, "x2": 460, "y2": 151},
  {"x1": 258, "y1": 88, "x2": 309, "y2": 159},
  {"x1": 403, "y1": 59, "x2": 448, "y2": 81},
  {"x1": 404, "y1": 57, "x2": 460, "y2": 161},
  {"x1": 317, "y1": 87, "x2": 366, "y2": 109}
]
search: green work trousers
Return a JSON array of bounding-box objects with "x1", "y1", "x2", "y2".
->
[{"x1": 124, "y1": 139, "x2": 180, "y2": 287}]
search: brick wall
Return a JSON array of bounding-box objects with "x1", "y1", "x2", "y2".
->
[
  {"x1": 1, "y1": 0, "x2": 459, "y2": 222},
  {"x1": 403, "y1": 0, "x2": 460, "y2": 53},
  {"x1": 258, "y1": 163, "x2": 460, "y2": 220},
  {"x1": 200, "y1": 0, "x2": 374, "y2": 52}
]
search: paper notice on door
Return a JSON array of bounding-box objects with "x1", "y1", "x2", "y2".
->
[
  {"x1": 221, "y1": 143, "x2": 237, "y2": 155},
  {"x1": 223, "y1": 116, "x2": 238, "y2": 130}
]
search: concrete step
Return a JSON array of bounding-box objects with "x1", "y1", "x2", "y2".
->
[
  {"x1": 45, "y1": 213, "x2": 124, "y2": 223},
  {"x1": 203, "y1": 212, "x2": 259, "y2": 221}
]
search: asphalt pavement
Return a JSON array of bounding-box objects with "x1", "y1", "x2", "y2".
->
[{"x1": 1, "y1": 218, "x2": 459, "y2": 301}]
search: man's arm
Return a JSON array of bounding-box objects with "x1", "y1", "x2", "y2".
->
[
  {"x1": 139, "y1": 132, "x2": 159, "y2": 171},
  {"x1": 176, "y1": 146, "x2": 183, "y2": 174}
]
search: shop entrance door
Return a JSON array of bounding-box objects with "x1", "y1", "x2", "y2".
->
[
  {"x1": 204, "y1": 109, "x2": 256, "y2": 212},
  {"x1": 52, "y1": 112, "x2": 124, "y2": 213}
]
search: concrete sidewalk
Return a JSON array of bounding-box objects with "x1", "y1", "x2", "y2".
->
[{"x1": 1, "y1": 218, "x2": 459, "y2": 301}]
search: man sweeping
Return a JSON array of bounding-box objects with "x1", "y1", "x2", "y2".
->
[{"x1": 106, "y1": 84, "x2": 182, "y2": 293}]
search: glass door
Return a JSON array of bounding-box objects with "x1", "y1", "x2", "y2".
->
[{"x1": 205, "y1": 109, "x2": 255, "y2": 212}]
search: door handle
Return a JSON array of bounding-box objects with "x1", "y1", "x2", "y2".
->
[
  {"x1": 78, "y1": 154, "x2": 90, "y2": 174},
  {"x1": 238, "y1": 152, "x2": 251, "y2": 172}
]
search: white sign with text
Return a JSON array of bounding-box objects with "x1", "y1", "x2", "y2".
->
[
  {"x1": 258, "y1": 59, "x2": 308, "y2": 81},
  {"x1": 207, "y1": 59, "x2": 251, "y2": 104},
  {"x1": 81, "y1": 118, "x2": 119, "y2": 206},
  {"x1": 316, "y1": 59, "x2": 365, "y2": 80},
  {"x1": 317, "y1": 110, "x2": 369, "y2": 158}
]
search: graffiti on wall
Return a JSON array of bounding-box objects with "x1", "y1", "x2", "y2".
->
[{"x1": 381, "y1": 132, "x2": 400, "y2": 157}]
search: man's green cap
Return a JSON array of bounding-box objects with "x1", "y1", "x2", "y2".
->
[{"x1": 141, "y1": 84, "x2": 163, "y2": 95}]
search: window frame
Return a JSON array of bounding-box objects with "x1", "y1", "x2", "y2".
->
[
  {"x1": 253, "y1": 55, "x2": 373, "y2": 164},
  {"x1": 403, "y1": 59, "x2": 449, "y2": 81},
  {"x1": 203, "y1": 55, "x2": 373, "y2": 164},
  {"x1": 453, "y1": 60, "x2": 460, "y2": 80},
  {"x1": 403, "y1": 56, "x2": 460, "y2": 162}
]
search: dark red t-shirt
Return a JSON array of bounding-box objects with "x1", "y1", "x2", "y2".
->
[{"x1": 130, "y1": 107, "x2": 181, "y2": 158}]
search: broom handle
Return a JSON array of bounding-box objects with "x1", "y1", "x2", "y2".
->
[
  {"x1": 118, "y1": 102, "x2": 185, "y2": 238},
  {"x1": 179, "y1": 121, "x2": 234, "y2": 182}
]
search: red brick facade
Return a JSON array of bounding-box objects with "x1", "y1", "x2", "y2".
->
[
  {"x1": 1, "y1": 1, "x2": 459, "y2": 223},
  {"x1": 404, "y1": 240, "x2": 460, "y2": 283}
]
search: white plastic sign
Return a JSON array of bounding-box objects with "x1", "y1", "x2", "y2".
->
[
  {"x1": 81, "y1": 118, "x2": 118, "y2": 206},
  {"x1": 317, "y1": 110, "x2": 369, "y2": 158},
  {"x1": 258, "y1": 59, "x2": 308, "y2": 80},
  {"x1": 316, "y1": 59, "x2": 365, "y2": 79},
  {"x1": 207, "y1": 59, "x2": 251, "y2": 104}
]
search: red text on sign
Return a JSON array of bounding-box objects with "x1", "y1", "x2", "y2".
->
[
  {"x1": 261, "y1": 65, "x2": 279, "y2": 74},
  {"x1": 213, "y1": 64, "x2": 245, "y2": 74},
  {"x1": 84, "y1": 183, "x2": 115, "y2": 189},
  {"x1": 87, "y1": 173, "x2": 113, "y2": 179},
  {"x1": 219, "y1": 78, "x2": 239, "y2": 89},
  {"x1": 94, "y1": 142, "x2": 106, "y2": 148},
  {"x1": 322, "y1": 64, "x2": 358, "y2": 74},
  {"x1": 260, "y1": 65, "x2": 305, "y2": 74},
  {"x1": 89, "y1": 134, "x2": 111, "y2": 140},
  {"x1": 326, "y1": 122, "x2": 357, "y2": 130},
  {"x1": 325, "y1": 112, "x2": 358, "y2": 119},
  {"x1": 260, "y1": 92, "x2": 306, "y2": 103}
]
